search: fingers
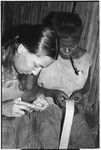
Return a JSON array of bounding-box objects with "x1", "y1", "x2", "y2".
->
[
  {"x1": 13, "y1": 110, "x2": 25, "y2": 117},
  {"x1": 54, "y1": 97, "x2": 66, "y2": 109},
  {"x1": 13, "y1": 98, "x2": 36, "y2": 115},
  {"x1": 13, "y1": 113, "x2": 22, "y2": 117},
  {"x1": 33, "y1": 97, "x2": 49, "y2": 111},
  {"x1": 15, "y1": 99, "x2": 35, "y2": 109},
  {"x1": 53, "y1": 91, "x2": 70, "y2": 109},
  {"x1": 58, "y1": 98, "x2": 66, "y2": 108},
  {"x1": 61, "y1": 93, "x2": 70, "y2": 100},
  {"x1": 15, "y1": 105, "x2": 31, "y2": 112},
  {"x1": 57, "y1": 90, "x2": 70, "y2": 100},
  {"x1": 70, "y1": 92, "x2": 83, "y2": 103}
]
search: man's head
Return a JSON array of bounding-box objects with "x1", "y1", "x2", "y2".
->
[{"x1": 43, "y1": 12, "x2": 83, "y2": 59}]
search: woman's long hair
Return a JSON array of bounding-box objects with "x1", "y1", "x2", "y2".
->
[{"x1": 2, "y1": 24, "x2": 59, "y2": 73}]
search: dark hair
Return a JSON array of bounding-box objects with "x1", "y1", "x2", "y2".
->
[
  {"x1": 42, "y1": 12, "x2": 83, "y2": 42},
  {"x1": 2, "y1": 24, "x2": 59, "y2": 72}
]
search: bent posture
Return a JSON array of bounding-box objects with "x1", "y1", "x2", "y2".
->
[{"x1": 2, "y1": 25, "x2": 69, "y2": 149}]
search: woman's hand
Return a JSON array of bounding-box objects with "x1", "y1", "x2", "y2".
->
[
  {"x1": 50, "y1": 89, "x2": 70, "y2": 109},
  {"x1": 2, "y1": 97, "x2": 35, "y2": 117}
]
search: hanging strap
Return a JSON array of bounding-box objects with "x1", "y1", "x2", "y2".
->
[{"x1": 59, "y1": 100, "x2": 74, "y2": 149}]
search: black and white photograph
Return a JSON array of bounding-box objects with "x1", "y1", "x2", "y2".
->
[{"x1": 1, "y1": 1, "x2": 99, "y2": 149}]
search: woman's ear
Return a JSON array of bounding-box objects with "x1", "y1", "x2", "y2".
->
[{"x1": 17, "y1": 44, "x2": 28, "y2": 54}]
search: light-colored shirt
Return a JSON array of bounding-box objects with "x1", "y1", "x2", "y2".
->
[{"x1": 38, "y1": 52, "x2": 93, "y2": 97}]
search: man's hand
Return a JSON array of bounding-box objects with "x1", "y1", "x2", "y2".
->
[
  {"x1": 50, "y1": 89, "x2": 70, "y2": 109},
  {"x1": 70, "y1": 91, "x2": 83, "y2": 105},
  {"x1": 18, "y1": 74, "x2": 69, "y2": 109}
]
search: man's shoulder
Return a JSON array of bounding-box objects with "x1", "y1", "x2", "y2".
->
[
  {"x1": 73, "y1": 47, "x2": 87, "y2": 59},
  {"x1": 78, "y1": 49, "x2": 93, "y2": 67}
]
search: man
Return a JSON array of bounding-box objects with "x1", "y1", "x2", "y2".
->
[{"x1": 39, "y1": 12, "x2": 95, "y2": 148}]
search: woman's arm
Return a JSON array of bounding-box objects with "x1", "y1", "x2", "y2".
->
[{"x1": 2, "y1": 98, "x2": 34, "y2": 117}]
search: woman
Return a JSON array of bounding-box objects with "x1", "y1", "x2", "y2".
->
[{"x1": 2, "y1": 24, "x2": 69, "y2": 149}]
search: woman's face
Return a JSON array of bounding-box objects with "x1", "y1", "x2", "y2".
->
[{"x1": 14, "y1": 44, "x2": 55, "y2": 76}]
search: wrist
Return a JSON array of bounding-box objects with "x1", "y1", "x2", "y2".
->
[{"x1": 42, "y1": 89, "x2": 52, "y2": 97}]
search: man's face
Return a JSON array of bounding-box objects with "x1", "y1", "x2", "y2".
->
[{"x1": 59, "y1": 37, "x2": 78, "y2": 59}]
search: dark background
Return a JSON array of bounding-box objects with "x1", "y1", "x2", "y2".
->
[{"x1": 1, "y1": 0, "x2": 99, "y2": 139}]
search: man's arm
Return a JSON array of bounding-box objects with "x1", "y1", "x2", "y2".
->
[
  {"x1": 70, "y1": 66, "x2": 91, "y2": 103},
  {"x1": 77, "y1": 66, "x2": 91, "y2": 95},
  {"x1": 19, "y1": 74, "x2": 69, "y2": 109},
  {"x1": 18, "y1": 74, "x2": 54, "y2": 97}
]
